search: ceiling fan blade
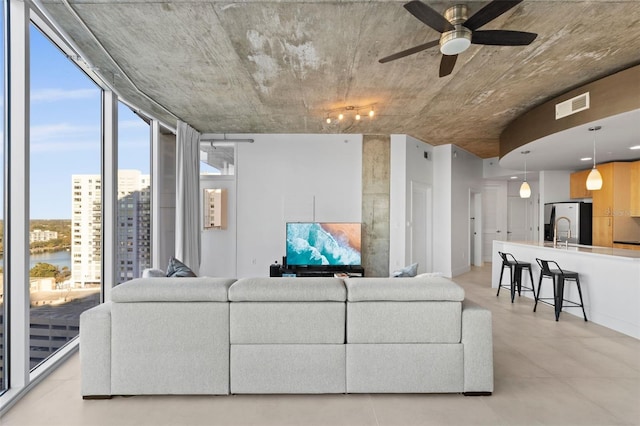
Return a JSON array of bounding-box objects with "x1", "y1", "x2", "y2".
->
[
  {"x1": 404, "y1": 0, "x2": 454, "y2": 33},
  {"x1": 464, "y1": 0, "x2": 524, "y2": 31},
  {"x1": 472, "y1": 30, "x2": 537, "y2": 46},
  {"x1": 379, "y1": 39, "x2": 439, "y2": 63},
  {"x1": 439, "y1": 54, "x2": 458, "y2": 77}
]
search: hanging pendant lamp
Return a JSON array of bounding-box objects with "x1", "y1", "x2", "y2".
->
[
  {"x1": 586, "y1": 126, "x2": 603, "y2": 190},
  {"x1": 520, "y1": 150, "x2": 531, "y2": 198}
]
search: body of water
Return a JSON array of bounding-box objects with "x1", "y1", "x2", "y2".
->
[{"x1": 0, "y1": 250, "x2": 71, "y2": 270}]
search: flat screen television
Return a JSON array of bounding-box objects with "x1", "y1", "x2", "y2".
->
[{"x1": 286, "y1": 222, "x2": 362, "y2": 266}]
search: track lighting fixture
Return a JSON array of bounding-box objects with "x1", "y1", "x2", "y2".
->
[{"x1": 323, "y1": 103, "x2": 377, "y2": 124}]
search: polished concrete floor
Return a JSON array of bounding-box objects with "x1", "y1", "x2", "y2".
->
[{"x1": 1, "y1": 265, "x2": 639, "y2": 426}]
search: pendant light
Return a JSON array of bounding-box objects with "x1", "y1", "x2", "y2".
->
[
  {"x1": 520, "y1": 150, "x2": 531, "y2": 198},
  {"x1": 586, "y1": 126, "x2": 603, "y2": 190}
]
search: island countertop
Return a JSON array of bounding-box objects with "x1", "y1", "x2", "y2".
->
[
  {"x1": 504, "y1": 241, "x2": 640, "y2": 260},
  {"x1": 492, "y1": 240, "x2": 640, "y2": 339}
]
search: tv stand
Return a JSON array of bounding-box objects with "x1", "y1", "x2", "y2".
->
[{"x1": 270, "y1": 264, "x2": 364, "y2": 278}]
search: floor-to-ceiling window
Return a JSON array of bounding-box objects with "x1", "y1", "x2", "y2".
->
[
  {"x1": 0, "y1": 0, "x2": 171, "y2": 412},
  {"x1": 116, "y1": 103, "x2": 150, "y2": 283},
  {"x1": 28, "y1": 24, "x2": 101, "y2": 369}
]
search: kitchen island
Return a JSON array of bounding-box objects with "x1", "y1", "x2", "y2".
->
[{"x1": 492, "y1": 241, "x2": 640, "y2": 339}]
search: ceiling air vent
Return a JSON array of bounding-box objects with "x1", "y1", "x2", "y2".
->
[{"x1": 555, "y1": 92, "x2": 590, "y2": 119}]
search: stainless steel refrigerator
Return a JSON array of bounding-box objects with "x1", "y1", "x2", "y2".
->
[{"x1": 543, "y1": 202, "x2": 593, "y2": 245}]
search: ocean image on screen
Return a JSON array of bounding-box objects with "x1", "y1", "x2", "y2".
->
[{"x1": 286, "y1": 223, "x2": 361, "y2": 266}]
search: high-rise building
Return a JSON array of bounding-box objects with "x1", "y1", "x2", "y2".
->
[
  {"x1": 71, "y1": 170, "x2": 151, "y2": 287},
  {"x1": 115, "y1": 171, "x2": 151, "y2": 283},
  {"x1": 29, "y1": 229, "x2": 58, "y2": 243}
]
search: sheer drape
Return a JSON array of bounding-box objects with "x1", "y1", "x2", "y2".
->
[{"x1": 175, "y1": 121, "x2": 201, "y2": 274}]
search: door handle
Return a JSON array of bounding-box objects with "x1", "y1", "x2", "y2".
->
[
  {"x1": 507, "y1": 231, "x2": 512, "y2": 234},
  {"x1": 496, "y1": 230, "x2": 501, "y2": 233}
]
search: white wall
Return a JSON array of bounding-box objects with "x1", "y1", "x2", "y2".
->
[
  {"x1": 200, "y1": 177, "x2": 237, "y2": 277},
  {"x1": 507, "y1": 179, "x2": 540, "y2": 241},
  {"x1": 232, "y1": 134, "x2": 363, "y2": 277},
  {"x1": 433, "y1": 145, "x2": 453, "y2": 276},
  {"x1": 432, "y1": 145, "x2": 485, "y2": 276},
  {"x1": 389, "y1": 134, "x2": 434, "y2": 274},
  {"x1": 450, "y1": 147, "x2": 484, "y2": 276},
  {"x1": 199, "y1": 133, "x2": 485, "y2": 279}
]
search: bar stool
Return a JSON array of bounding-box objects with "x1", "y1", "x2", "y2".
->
[
  {"x1": 534, "y1": 258, "x2": 588, "y2": 321},
  {"x1": 496, "y1": 251, "x2": 536, "y2": 303}
]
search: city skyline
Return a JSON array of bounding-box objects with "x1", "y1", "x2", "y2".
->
[{"x1": 5, "y1": 24, "x2": 152, "y2": 219}]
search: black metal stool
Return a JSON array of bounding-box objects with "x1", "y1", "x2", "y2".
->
[
  {"x1": 496, "y1": 251, "x2": 536, "y2": 303},
  {"x1": 534, "y1": 258, "x2": 588, "y2": 321}
]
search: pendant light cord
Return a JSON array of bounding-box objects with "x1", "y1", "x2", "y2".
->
[{"x1": 590, "y1": 125, "x2": 601, "y2": 168}]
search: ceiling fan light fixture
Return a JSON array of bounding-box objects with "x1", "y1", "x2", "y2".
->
[{"x1": 440, "y1": 28, "x2": 472, "y2": 55}]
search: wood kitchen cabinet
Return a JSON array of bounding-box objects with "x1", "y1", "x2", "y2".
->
[
  {"x1": 591, "y1": 162, "x2": 632, "y2": 247},
  {"x1": 569, "y1": 169, "x2": 593, "y2": 199},
  {"x1": 591, "y1": 162, "x2": 614, "y2": 216},
  {"x1": 631, "y1": 161, "x2": 640, "y2": 217},
  {"x1": 592, "y1": 216, "x2": 613, "y2": 247}
]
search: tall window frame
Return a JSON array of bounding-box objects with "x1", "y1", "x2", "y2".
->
[{"x1": 0, "y1": 0, "x2": 164, "y2": 412}]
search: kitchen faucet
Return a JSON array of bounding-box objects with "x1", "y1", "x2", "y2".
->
[{"x1": 554, "y1": 216, "x2": 572, "y2": 246}]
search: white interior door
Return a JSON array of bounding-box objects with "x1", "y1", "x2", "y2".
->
[
  {"x1": 410, "y1": 182, "x2": 432, "y2": 273},
  {"x1": 507, "y1": 196, "x2": 528, "y2": 241},
  {"x1": 482, "y1": 183, "x2": 507, "y2": 262}
]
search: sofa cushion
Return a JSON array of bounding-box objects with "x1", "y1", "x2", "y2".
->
[
  {"x1": 347, "y1": 301, "x2": 462, "y2": 343},
  {"x1": 230, "y1": 302, "x2": 345, "y2": 344},
  {"x1": 229, "y1": 277, "x2": 346, "y2": 301},
  {"x1": 231, "y1": 344, "x2": 346, "y2": 394},
  {"x1": 111, "y1": 277, "x2": 236, "y2": 302},
  {"x1": 346, "y1": 344, "x2": 463, "y2": 393},
  {"x1": 111, "y1": 301, "x2": 230, "y2": 395},
  {"x1": 345, "y1": 276, "x2": 465, "y2": 302}
]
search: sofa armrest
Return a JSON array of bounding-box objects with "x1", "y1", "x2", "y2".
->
[
  {"x1": 461, "y1": 301, "x2": 494, "y2": 394},
  {"x1": 80, "y1": 302, "x2": 112, "y2": 398}
]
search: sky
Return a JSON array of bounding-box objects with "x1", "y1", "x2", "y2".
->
[{"x1": 2, "y1": 24, "x2": 152, "y2": 219}]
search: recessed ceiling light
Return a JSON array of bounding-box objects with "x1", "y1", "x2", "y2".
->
[
  {"x1": 630, "y1": 145, "x2": 640, "y2": 150},
  {"x1": 580, "y1": 157, "x2": 592, "y2": 161},
  {"x1": 510, "y1": 176, "x2": 518, "y2": 179}
]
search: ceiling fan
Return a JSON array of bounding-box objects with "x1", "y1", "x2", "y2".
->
[{"x1": 379, "y1": 0, "x2": 537, "y2": 77}]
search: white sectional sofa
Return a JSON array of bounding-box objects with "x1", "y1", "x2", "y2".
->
[{"x1": 80, "y1": 275, "x2": 493, "y2": 398}]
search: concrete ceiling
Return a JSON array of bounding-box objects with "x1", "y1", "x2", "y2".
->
[{"x1": 39, "y1": 0, "x2": 640, "y2": 161}]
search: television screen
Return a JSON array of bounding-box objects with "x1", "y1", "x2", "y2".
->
[{"x1": 286, "y1": 222, "x2": 362, "y2": 266}]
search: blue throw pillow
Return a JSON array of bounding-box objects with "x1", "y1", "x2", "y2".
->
[{"x1": 166, "y1": 257, "x2": 197, "y2": 277}]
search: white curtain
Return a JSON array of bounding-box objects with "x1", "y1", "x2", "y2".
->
[{"x1": 175, "y1": 121, "x2": 201, "y2": 274}]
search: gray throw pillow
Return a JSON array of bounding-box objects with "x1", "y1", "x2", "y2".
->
[
  {"x1": 166, "y1": 257, "x2": 197, "y2": 277},
  {"x1": 142, "y1": 268, "x2": 166, "y2": 278},
  {"x1": 392, "y1": 262, "x2": 418, "y2": 277}
]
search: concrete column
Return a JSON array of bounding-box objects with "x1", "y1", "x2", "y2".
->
[{"x1": 362, "y1": 135, "x2": 390, "y2": 277}]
